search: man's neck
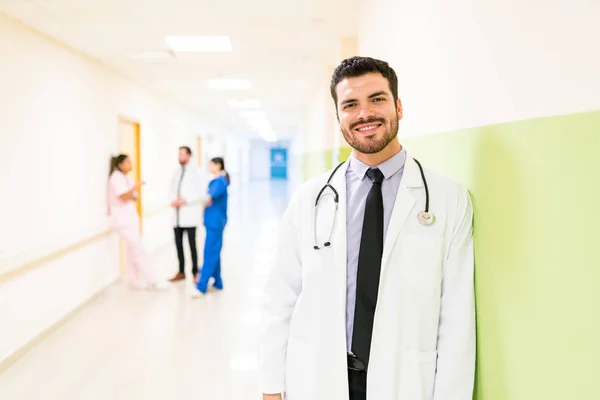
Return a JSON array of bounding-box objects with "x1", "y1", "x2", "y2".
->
[{"x1": 354, "y1": 139, "x2": 402, "y2": 167}]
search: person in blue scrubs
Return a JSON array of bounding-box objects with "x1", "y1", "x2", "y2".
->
[{"x1": 189, "y1": 157, "x2": 230, "y2": 297}]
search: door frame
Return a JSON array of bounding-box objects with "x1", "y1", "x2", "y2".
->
[
  {"x1": 117, "y1": 116, "x2": 142, "y2": 281},
  {"x1": 117, "y1": 116, "x2": 143, "y2": 229}
]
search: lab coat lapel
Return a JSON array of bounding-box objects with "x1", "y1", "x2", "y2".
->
[{"x1": 381, "y1": 157, "x2": 422, "y2": 274}]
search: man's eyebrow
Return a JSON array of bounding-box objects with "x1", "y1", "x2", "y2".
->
[
  {"x1": 340, "y1": 91, "x2": 388, "y2": 105},
  {"x1": 340, "y1": 97, "x2": 357, "y2": 105},
  {"x1": 368, "y1": 91, "x2": 388, "y2": 98}
]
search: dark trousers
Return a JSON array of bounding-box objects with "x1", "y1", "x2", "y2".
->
[
  {"x1": 348, "y1": 369, "x2": 367, "y2": 400},
  {"x1": 174, "y1": 227, "x2": 198, "y2": 275}
]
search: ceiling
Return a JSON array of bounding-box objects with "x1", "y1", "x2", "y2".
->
[{"x1": 0, "y1": 0, "x2": 361, "y2": 140}]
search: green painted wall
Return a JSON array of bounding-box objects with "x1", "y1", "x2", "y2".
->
[
  {"x1": 403, "y1": 110, "x2": 600, "y2": 400},
  {"x1": 302, "y1": 147, "x2": 353, "y2": 181},
  {"x1": 301, "y1": 110, "x2": 600, "y2": 399},
  {"x1": 301, "y1": 151, "x2": 327, "y2": 181},
  {"x1": 338, "y1": 146, "x2": 352, "y2": 163}
]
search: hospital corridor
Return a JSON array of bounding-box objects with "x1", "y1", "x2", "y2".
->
[
  {"x1": 1, "y1": 0, "x2": 600, "y2": 399},
  {"x1": 0, "y1": 181, "x2": 293, "y2": 399}
]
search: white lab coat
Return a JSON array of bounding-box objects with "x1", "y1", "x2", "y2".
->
[
  {"x1": 260, "y1": 155, "x2": 475, "y2": 400},
  {"x1": 170, "y1": 163, "x2": 206, "y2": 228}
]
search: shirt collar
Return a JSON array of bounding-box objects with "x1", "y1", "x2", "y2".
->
[{"x1": 349, "y1": 148, "x2": 407, "y2": 180}]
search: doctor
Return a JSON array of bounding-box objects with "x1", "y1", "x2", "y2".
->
[
  {"x1": 169, "y1": 146, "x2": 205, "y2": 283},
  {"x1": 260, "y1": 56, "x2": 475, "y2": 400}
]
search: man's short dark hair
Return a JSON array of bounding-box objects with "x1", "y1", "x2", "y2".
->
[
  {"x1": 330, "y1": 56, "x2": 399, "y2": 109},
  {"x1": 179, "y1": 146, "x2": 192, "y2": 155}
]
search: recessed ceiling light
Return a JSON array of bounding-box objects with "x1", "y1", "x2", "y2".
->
[
  {"x1": 207, "y1": 79, "x2": 252, "y2": 90},
  {"x1": 237, "y1": 110, "x2": 277, "y2": 142},
  {"x1": 164, "y1": 36, "x2": 232, "y2": 52},
  {"x1": 228, "y1": 99, "x2": 261, "y2": 108}
]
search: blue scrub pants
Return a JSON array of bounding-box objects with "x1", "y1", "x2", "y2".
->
[{"x1": 196, "y1": 228, "x2": 224, "y2": 293}]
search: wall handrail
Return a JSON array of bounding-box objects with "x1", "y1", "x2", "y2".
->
[{"x1": 0, "y1": 205, "x2": 170, "y2": 284}]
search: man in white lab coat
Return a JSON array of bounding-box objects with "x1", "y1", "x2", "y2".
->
[
  {"x1": 260, "y1": 57, "x2": 475, "y2": 400},
  {"x1": 169, "y1": 146, "x2": 205, "y2": 283}
]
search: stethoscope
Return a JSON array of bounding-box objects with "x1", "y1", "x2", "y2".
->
[{"x1": 313, "y1": 158, "x2": 434, "y2": 250}]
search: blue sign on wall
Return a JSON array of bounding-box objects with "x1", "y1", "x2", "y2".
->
[{"x1": 270, "y1": 148, "x2": 288, "y2": 179}]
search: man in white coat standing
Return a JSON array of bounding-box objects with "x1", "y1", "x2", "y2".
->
[
  {"x1": 260, "y1": 57, "x2": 475, "y2": 400},
  {"x1": 169, "y1": 146, "x2": 205, "y2": 283}
]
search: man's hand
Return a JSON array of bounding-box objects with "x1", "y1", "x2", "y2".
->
[
  {"x1": 170, "y1": 198, "x2": 186, "y2": 208},
  {"x1": 262, "y1": 394, "x2": 283, "y2": 400}
]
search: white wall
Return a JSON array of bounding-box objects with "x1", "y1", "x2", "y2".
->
[
  {"x1": 0, "y1": 14, "x2": 206, "y2": 364},
  {"x1": 197, "y1": 131, "x2": 251, "y2": 193},
  {"x1": 357, "y1": 0, "x2": 600, "y2": 136},
  {"x1": 304, "y1": 84, "x2": 330, "y2": 153},
  {"x1": 249, "y1": 140, "x2": 272, "y2": 180},
  {"x1": 223, "y1": 134, "x2": 251, "y2": 193},
  {"x1": 288, "y1": 130, "x2": 304, "y2": 187}
]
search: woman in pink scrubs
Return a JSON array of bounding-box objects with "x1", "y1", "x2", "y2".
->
[{"x1": 108, "y1": 154, "x2": 170, "y2": 290}]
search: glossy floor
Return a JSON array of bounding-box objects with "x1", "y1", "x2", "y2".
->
[{"x1": 0, "y1": 179, "x2": 294, "y2": 400}]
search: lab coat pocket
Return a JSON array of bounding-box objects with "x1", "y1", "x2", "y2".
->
[
  {"x1": 398, "y1": 233, "x2": 444, "y2": 289},
  {"x1": 285, "y1": 337, "x2": 317, "y2": 399},
  {"x1": 398, "y1": 350, "x2": 438, "y2": 400}
]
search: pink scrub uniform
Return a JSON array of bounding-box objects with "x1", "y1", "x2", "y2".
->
[{"x1": 108, "y1": 170, "x2": 159, "y2": 288}]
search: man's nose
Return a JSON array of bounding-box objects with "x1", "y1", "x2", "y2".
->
[{"x1": 357, "y1": 104, "x2": 375, "y2": 120}]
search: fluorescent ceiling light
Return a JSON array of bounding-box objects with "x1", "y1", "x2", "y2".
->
[
  {"x1": 236, "y1": 108, "x2": 277, "y2": 142},
  {"x1": 228, "y1": 99, "x2": 261, "y2": 108},
  {"x1": 207, "y1": 79, "x2": 252, "y2": 91},
  {"x1": 164, "y1": 36, "x2": 232, "y2": 52}
]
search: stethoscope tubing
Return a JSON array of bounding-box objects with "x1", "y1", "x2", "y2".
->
[{"x1": 313, "y1": 157, "x2": 431, "y2": 250}]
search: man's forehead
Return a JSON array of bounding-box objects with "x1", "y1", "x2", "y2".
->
[{"x1": 337, "y1": 73, "x2": 390, "y2": 98}]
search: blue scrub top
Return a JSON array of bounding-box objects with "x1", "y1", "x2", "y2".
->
[{"x1": 204, "y1": 175, "x2": 229, "y2": 230}]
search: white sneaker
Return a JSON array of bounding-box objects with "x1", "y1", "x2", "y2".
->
[{"x1": 186, "y1": 287, "x2": 205, "y2": 298}]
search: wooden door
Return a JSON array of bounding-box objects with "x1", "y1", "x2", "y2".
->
[
  {"x1": 118, "y1": 120, "x2": 142, "y2": 220},
  {"x1": 118, "y1": 119, "x2": 142, "y2": 279}
]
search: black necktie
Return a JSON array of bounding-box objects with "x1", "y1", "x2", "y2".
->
[{"x1": 351, "y1": 167, "x2": 385, "y2": 368}]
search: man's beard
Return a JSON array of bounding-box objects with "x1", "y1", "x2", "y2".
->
[{"x1": 340, "y1": 114, "x2": 399, "y2": 154}]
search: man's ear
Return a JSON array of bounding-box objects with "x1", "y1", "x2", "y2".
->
[{"x1": 396, "y1": 98, "x2": 403, "y2": 120}]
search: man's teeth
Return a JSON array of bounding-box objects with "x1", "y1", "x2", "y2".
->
[{"x1": 358, "y1": 125, "x2": 378, "y2": 131}]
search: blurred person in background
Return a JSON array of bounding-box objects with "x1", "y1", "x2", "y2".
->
[
  {"x1": 108, "y1": 154, "x2": 170, "y2": 291},
  {"x1": 169, "y1": 146, "x2": 205, "y2": 283},
  {"x1": 188, "y1": 157, "x2": 230, "y2": 297}
]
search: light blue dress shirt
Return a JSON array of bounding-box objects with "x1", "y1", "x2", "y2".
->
[{"x1": 345, "y1": 148, "x2": 407, "y2": 353}]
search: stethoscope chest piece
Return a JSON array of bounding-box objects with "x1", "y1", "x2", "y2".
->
[{"x1": 417, "y1": 211, "x2": 435, "y2": 225}]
